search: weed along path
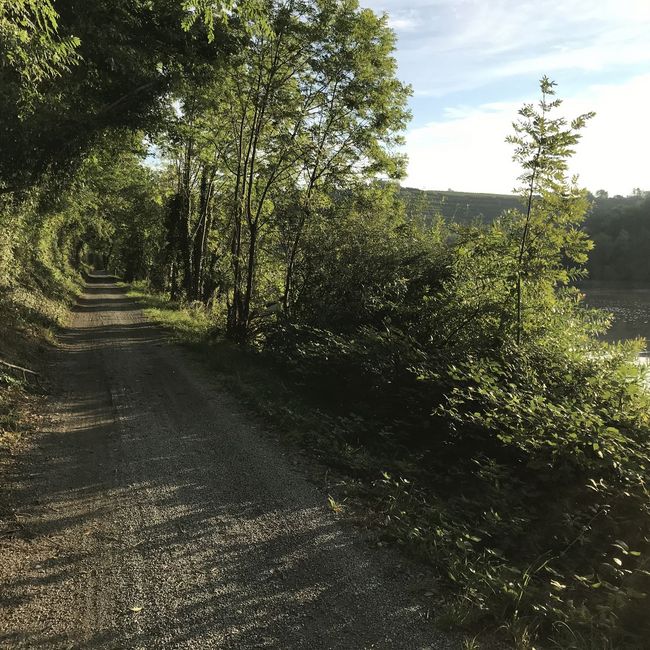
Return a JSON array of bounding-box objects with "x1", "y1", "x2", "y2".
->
[{"x1": 0, "y1": 275, "x2": 451, "y2": 649}]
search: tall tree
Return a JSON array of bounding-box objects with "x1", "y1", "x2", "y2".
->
[
  {"x1": 0, "y1": 0, "x2": 249, "y2": 192},
  {"x1": 183, "y1": 0, "x2": 410, "y2": 339},
  {"x1": 0, "y1": 0, "x2": 79, "y2": 95},
  {"x1": 506, "y1": 76, "x2": 594, "y2": 343}
]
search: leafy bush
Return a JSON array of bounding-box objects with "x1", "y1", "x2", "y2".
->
[
  {"x1": 260, "y1": 172, "x2": 650, "y2": 647},
  {"x1": 424, "y1": 335, "x2": 650, "y2": 646}
]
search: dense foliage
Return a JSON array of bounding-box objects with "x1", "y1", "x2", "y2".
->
[{"x1": 1, "y1": 2, "x2": 649, "y2": 648}]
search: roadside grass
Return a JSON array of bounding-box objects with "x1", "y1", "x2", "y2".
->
[
  {"x1": 1, "y1": 263, "x2": 83, "y2": 539},
  {"x1": 125, "y1": 283, "x2": 394, "y2": 471},
  {"x1": 0, "y1": 268, "x2": 82, "y2": 442},
  {"x1": 125, "y1": 282, "x2": 650, "y2": 650},
  {"x1": 124, "y1": 281, "x2": 214, "y2": 342}
]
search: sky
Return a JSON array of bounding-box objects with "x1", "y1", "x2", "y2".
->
[{"x1": 362, "y1": 0, "x2": 650, "y2": 196}]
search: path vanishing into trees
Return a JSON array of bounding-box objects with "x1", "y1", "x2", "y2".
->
[{"x1": 0, "y1": 274, "x2": 451, "y2": 649}]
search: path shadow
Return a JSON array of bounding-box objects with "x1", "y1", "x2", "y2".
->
[{"x1": 1, "y1": 279, "x2": 431, "y2": 649}]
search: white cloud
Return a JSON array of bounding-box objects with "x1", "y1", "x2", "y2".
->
[
  {"x1": 387, "y1": 16, "x2": 418, "y2": 32},
  {"x1": 492, "y1": 29, "x2": 650, "y2": 78},
  {"x1": 403, "y1": 74, "x2": 650, "y2": 196},
  {"x1": 360, "y1": 1, "x2": 650, "y2": 193},
  {"x1": 363, "y1": 0, "x2": 650, "y2": 96}
]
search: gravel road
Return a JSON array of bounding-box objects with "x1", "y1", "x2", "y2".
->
[{"x1": 0, "y1": 276, "x2": 454, "y2": 649}]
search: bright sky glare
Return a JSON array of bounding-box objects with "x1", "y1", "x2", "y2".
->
[{"x1": 362, "y1": 0, "x2": 650, "y2": 196}]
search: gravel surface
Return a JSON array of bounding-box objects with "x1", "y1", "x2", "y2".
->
[{"x1": 0, "y1": 276, "x2": 456, "y2": 649}]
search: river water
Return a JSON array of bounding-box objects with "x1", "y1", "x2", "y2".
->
[{"x1": 582, "y1": 284, "x2": 650, "y2": 353}]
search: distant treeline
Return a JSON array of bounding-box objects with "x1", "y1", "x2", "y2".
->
[
  {"x1": 585, "y1": 191, "x2": 650, "y2": 282},
  {"x1": 401, "y1": 187, "x2": 650, "y2": 282}
]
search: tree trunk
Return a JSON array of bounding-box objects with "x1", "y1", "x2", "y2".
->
[
  {"x1": 192, "y1": 166, "x2": 213, "y2": 301},
  {"x1": 179, "y1": 139, "x2": 194, "y2": 300}
]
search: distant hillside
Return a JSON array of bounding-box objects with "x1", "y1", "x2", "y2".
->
[
  {"x1": 397, "y1": 187, "x2": 650, "y2": 283},
  {"x1": 399, "y1": 187, "x2": 521, "y2": 225}
]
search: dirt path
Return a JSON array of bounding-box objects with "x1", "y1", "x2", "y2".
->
[{"x1": 0, "y1": 276, "x2": 453, "y2": 649}]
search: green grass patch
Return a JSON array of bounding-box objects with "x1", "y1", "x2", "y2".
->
[{"x1": 125, "y1": 281, "x2": 214, "y2": 342}]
